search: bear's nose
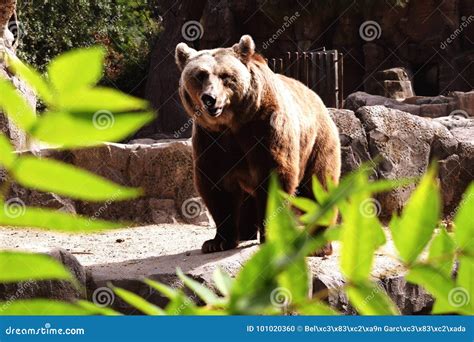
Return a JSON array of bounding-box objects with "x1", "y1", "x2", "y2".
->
[{"x1": 201, "y1": 94, "x2": 216, "y2": 108}]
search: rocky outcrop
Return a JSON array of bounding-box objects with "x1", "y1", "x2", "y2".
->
[
  {"x1": 329, "y1": 108, "x2": 371, "y2": 176},
  {"x1": 345, "y1": 91, "x2": 473, "y2": 119},
  {"x1": 0, "y1": 248, "x2": 86, "y2": 304},
  {"x1": 365, "y1": 68, "x2": 414, "y2": 101}
]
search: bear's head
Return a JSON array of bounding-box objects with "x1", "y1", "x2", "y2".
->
[{"x1": 176, "y1": 35, "x2": 265, "y2": 131}]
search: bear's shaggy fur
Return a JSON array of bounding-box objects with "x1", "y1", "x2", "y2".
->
[{"x1": 176, "y1": 35, "x2": 341, "y2": 254}]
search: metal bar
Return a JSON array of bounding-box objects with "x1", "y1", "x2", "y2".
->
[{"x1": 338, "y1": 52, "x2": 344, "y2": 108}]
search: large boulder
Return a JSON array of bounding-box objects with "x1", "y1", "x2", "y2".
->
[
  {"x1": 0, "y1": 248, "x2": 86, "y2": 304},
  {"x1": 434, "y1": 116, "x2": 474, "y2": 214},
  {"x1": 365, "y1": 68, "x2": 415, "y2": 101},
  {"x1": 354, "y1": 105, "x2": 461, "y2": 217},
  {"x1": 345, "y1": 92, "x2": 422, "y2": 116},
  {"x1": 329, "y1": 108, "x2": 371, "y2": 176},
  {"x1": 70, "y1": 140, "x2": 205, "y2": 225}
]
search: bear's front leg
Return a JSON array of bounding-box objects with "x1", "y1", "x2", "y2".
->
[{"x1": 195, "y1": 170, "x2": 240, "y2": 253}]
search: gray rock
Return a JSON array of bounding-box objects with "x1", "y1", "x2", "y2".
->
[
  {"x1": 355, "y1": 105, "x2": 458, "y2": 217},
  {"x1": 0, "y1": 248, "x2": 86, "y2": 304},
  {"x1": 329, "y1": 108, "x2": 372, "y2": 176},
  {"x1": 345, "y1": 92, "x2": 421, "y2": 116},
  {"x1": 365, "y1": 68, "x2": 414, "y2": 101}
]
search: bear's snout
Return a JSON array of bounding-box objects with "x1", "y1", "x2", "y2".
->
[
  {"x1": 201, "y1": 93, "x2": 216, "y2": 108},
  {"x1": 201, "y1": 93, "x2": 222, "y2": 116}
]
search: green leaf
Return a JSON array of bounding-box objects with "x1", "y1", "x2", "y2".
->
[
  {"x1": 165, "y1": 292, "x2": 200, "y2": 315},
  {"x1": 304, "y1": 166, "x2": 372, "y2": 230},
  {"x1": 57, "y1": 88, "x2": 148, "y2": 112},
  {"x1": 112, "y1": 286, "x2": 164, "y2": 315},
  {"x1": 266, "y1": 175, "x2": 309, "y2": 306},
  {"x1": 455, "y1": 256, "x2": 474, "y2": 314},
  {"x1": 364, "y1": 177, "x2": 416, "y2": 194},
  {"x1": 428, "y1": 228, "x2": 455, "y2": 278},
  {"x1": 0, "y1": 206, "x2": 122, "y2": 232},
  {"x1": 390, "y1": 167, "x2": 440, "y2": 264},
  {"x1": 0, "y1": 251, "x2": 72, "y2": 283},
  {"x1": 0, "y1": 299, "x2": 92, "y2": 315},
  {"x1": 212, "y1": 268, "x2": 233, "y2": 297},
  {"x1": 0, "y1": 80, "x2": 36, "y2": 130},
  {"x1": 144, "y1": 278, "x2": 180, "y2": 300},
  {"x1": 13, "y1": 156, "x2": 141, "y2": 201},
  {"x1": 48, "y1": 47, "x2": 105, "y2": 94},
  {"x1": 347, "y1": 281, "x2": 399, "y2": 315},
  {"x1": 340, "y1": 175, "x2": 385, "y2": 282},
  {"x1": 6, "y1": 54, "x2": 53, "y2": 105},
  {"x1": 454, "y1": 183, "x2": 474, "y2": 254},
  {"x1": 229, "y1": 243, "x2": 279, "y2": 314},
  {"x1": 287, "y1": 196, "x2": 318, "y2": 213},
  {"x1": 0, "y1": 134, "x2": 15, "y2": 168},
  {"x1": 76, "y1": 300, "x2": 122, "y2": 316},
  {"x1": 312, "y1": 175, "x2": 329, "y2": 203},
  {"x1": 32, "y1": 111, "x2": 154, "y2": 148},
  {"x1": 176, "y1": 268, "x2": 222, "y2": 305},
  {"x1": 406, "y1": 264, "x2": 458, "y2": 314},
  {"x1": 297, "y1": 301, "x2": 338, "y2": 315}
]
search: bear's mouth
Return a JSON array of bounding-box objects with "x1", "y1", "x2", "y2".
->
[{"x1": 207, "y1": 106, "x2": 223, "y2": 117}]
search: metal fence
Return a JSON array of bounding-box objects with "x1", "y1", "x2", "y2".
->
[{"x1": 267, "y1": 50, "x2": 343, "y2": 108}]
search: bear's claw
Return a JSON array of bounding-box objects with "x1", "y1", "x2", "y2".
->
[{"x1": 201, "y1": 239, "x2": 238, "y2": 253}]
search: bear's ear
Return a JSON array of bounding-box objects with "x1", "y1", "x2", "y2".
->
[
  {"x1": 175, "y1": 42, "x2": 196, "y2": 71},
  {"x1": 233, "y1": 35, "x2": 255, "y2": 62}
]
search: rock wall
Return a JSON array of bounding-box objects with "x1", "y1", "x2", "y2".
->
[{"x1": 143, "y1": 0, "x2": 474, "y2": 137}]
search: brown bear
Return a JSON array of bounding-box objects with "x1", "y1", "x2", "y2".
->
[{"x1": 175, "y1": 35, "x2": 341, "y2": 254}]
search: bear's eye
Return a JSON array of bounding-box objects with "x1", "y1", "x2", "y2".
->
[
  {"x1": 194, "y1": 70, "x2": 208, "y2": 83},
  {"x1": 220, "y1": 72, "x2": 232, "y2": 80}
]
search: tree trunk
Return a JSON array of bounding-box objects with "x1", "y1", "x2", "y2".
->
[{"x1": 0, "y1": 0, "x2": 16, "y2": 35}]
